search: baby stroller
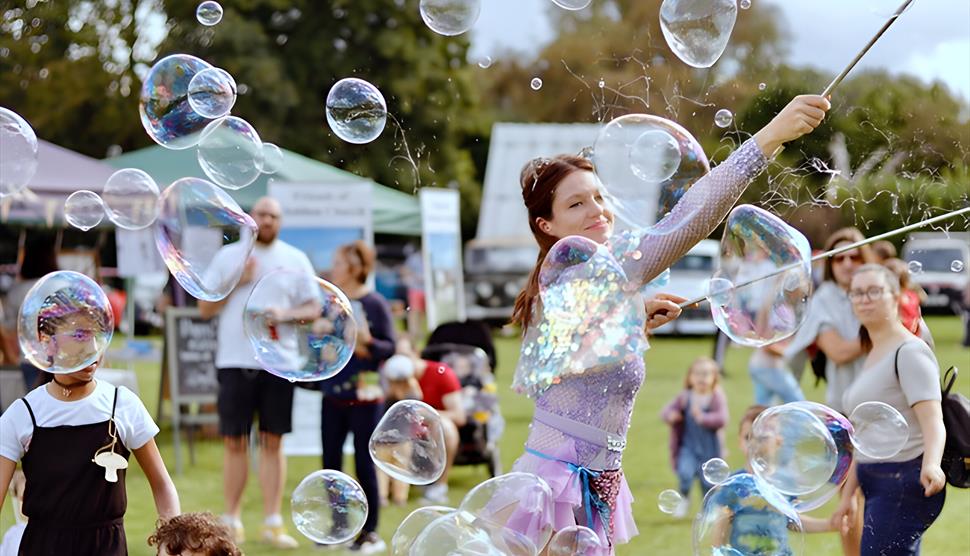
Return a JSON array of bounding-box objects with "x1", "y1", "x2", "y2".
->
[{"x1": 421, "y1": 338, "x2": 504, "y2": 477}]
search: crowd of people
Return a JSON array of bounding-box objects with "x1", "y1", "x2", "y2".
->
[{"x1": 0, "y1": 92, "x2": 962, "y2": 556}]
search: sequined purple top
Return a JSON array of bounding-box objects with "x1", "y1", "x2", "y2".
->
[{"x1": 513, "y1": 138, "x2": 769, "y2": 470}]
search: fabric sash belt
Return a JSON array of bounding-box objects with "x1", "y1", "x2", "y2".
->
[
  {"x1": 532, "y1": 407, "x2": 627, "y2": 453},
  {"x1": 525, "y1": 448, "x2": 611, "y2": 532}
]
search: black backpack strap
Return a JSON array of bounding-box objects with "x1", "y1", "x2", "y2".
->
[
  {"x1": 111, "y1": 386, "x2": 119, "y2": 420},
  {"x1": 942, "y1": 366, "x2": 958, "y2": 396},
  {"x1": 20, "y1": 398, "x2": 37, "y2": 428}
]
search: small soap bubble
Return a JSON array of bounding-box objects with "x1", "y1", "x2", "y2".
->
[
  {"x1": 952, "y1": 260, "x2": 965, "y2": 272},
  {"x1": 740, "y1": 0, "x2": 752, "y2": 8},
  {"x1": 326, "y1": 78, "x2": 387, "y2": 145},
  {"x1": 530, "y1": 77, "x2": 543, "y2": 90},
  {"x1": 197, "y1": 116, "x2": 264, "y2": 190},
  {"x1": 291, "y1": 470, "x2": 368, "y2": 544},
  {"x1": 598, "y1": 79, "x2": 605, "y2": 88},
  {"x1": 758, "y1": 82, "x2": 767, "y2": 90},
  {"x1": 419, "y1": 0, "x2": 482, "y2": 36},
  {"x1": 260, "y1": 142, "x2": 284, "y2": 174},
  {"x1": 547, "y1": 526, "x2": 606, "y2": 556},
  {"x1": 849, "y1": 401, "x2": 909, "y2": 460},
  {"x1": 102, "y1": 168, "x2": 160, "y2": 230},
  {"x1": 369, "y1": 400, "x2": 447, "y2": 485},
  {"x1": 702, "y1": 457, "x2": 731, "y2": 485},
  {"x1": 64, "y1": 190, "x2": 105, "y2": 231},
  {"x1": 660, "y1": 0, "x2": 738, "y2": 68},
  {"x1": 629, "y1": 129, "x2": 682, "y2": 182},
  {"x1": 552, "y1": 0, "x2": 593, "y2": 9},
  {"x1": 714, "y1": 108, "x2": 734, "y2": 128},
  {"x1": 18, "y1": 270, "x2": 114, "y2": 374},
  {"x1": 478, "y1": 56, "x2": 492, "y2": 69},
  {"x1": 907, "y1": 260, "x2": 923, "y2": 274},
  {"x1": 459, "y1": 472, "x2": 555, "y2": 550},
  {"x1": 657, "y1": 489, "x2": 683, "y2": 514},
  {"x1": 196, "y1": 1, "x2": 223, "y2": 26},
  {"x1": 187, "y1": 67, "x2": 237, "y2": 119}
]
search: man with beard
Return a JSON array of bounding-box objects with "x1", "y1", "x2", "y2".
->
[{"x1": 199, "y1": 197, "x2": 316, "y2": 550}]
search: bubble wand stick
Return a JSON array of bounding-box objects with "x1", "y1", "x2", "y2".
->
[{"x1": 678, "y1": 205, "x2": 970, "y2": 309}]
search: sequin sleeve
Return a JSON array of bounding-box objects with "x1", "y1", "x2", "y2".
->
[{"x1": 611, "y1": 138, "x2": 769, "y2": 287}]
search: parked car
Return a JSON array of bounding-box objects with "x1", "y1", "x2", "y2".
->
[
  {"x1": 464, "y1": 237, "x2": 538, "y2": 324},
  {"x1": 645, "y1": 239, "x2": 719, "y2": 335},
  {"x1": 902, "y1": 232, "x2": 970, "y2": 314}
]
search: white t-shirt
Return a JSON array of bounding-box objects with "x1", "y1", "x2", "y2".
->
[
  {"x1": 0, "y1": 379, "x2": 159, "y2": 462},
  {"x1": 207, "y1": 240, "x2": 317, "y2": 369}
]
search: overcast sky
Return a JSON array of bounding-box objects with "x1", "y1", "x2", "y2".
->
[{"x1": 468, "y1": 0, "x2": 970, "y2": 100}]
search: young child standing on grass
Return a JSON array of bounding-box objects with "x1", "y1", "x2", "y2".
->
[{"x1": 661, "y1": 356, "x2": 729, "y2": 518}]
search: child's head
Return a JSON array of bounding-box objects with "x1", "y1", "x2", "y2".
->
[
  {"x1": 147, "y1": 512, "x2": 241, "y2": 556},
  {"x1": 738, "y1": 405, "x2": 768, "y2": 455},
  {"x1": 685, "y1": 356, "x2": 720, "y2": 392}
]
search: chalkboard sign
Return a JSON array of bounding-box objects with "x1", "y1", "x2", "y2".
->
[{"x1": 164, "y1": 307, "x2": 219, "y2": 401}]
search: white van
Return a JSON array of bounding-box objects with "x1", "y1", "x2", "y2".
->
[
  {"x1": 902, "y1": 232, "x2": 970, "y2": 314},
  {"x1": 646, "y1": 239, "x2": 719, "y2": 335}
]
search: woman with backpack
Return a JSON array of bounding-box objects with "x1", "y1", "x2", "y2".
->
[{"x1": 833, "y1": 264, "x2": 947, "y2": 556}]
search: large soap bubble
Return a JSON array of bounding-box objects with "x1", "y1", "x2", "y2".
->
[
  {"x1": 102, "y1": 168, "x2": 160, "y2": 230},
  {"x1": 326, "y1": 78, "x2": 387, "y2": 145},
  {"x1": 391, "y1": 505, "x2": 455, "y2": 556},
  {"x1": 659, "y1": 0, "x2": 738, "y2": 68},
  {"x1": 18, "y1": 271, "x2": 114, "y2": 374},
  {"x1": 197, "y1": 116, "x2": 264, "y2": 190},
  {"x1": 459, "y1": 472, "x2": 555, "y2": 552},
  {"x1": 419, "y1": 0, "x2": 482, "y2": 36},
  {"x1": 785, "y1": 401, "x2": 854, "y2": 512},
  {"x1": 139, "y1": 54, "x2": 213, "y2": 150},
  {"x1": 592, "y1": 113, "x2": 709, "y2": 231},
  {"x1": 188, "y1": 67, "x2": 237, "y2": 119},
  {"x1": 693, "y1": 473, "x2": 804, "y2": 556},
  {"x1": 64, "y1": 190, "x2": 105, "y2": 231},
  {"x1": 747, "y1": 404, "x2": 838, "y2": 496},
  {"x1": 244, "y1": 269, "x2": 356, "y2": 382},
  {"x1": 153, "y1": 177, "x2": 257, "y2": 301},
  {"x1": 547, "y1": 526, "x2": 606, "y2": 556},
  {"x1": 196, "y1": 1, "x2": 223, "y2": 26},
  {"x1": 0, "y1": 106, "x2": 39, "y2": 198},
  {"x1": 409, "y1": 510, "x2": 537, "y2": 556},
  {"x1": 849, "y1": 401, "x2": 909, "y2": 460},
  {"x1": 710, "y1": 205, "x2": 813, "y2": 347},
  {"x1": 370, "y1": 400, "x2": 447, "y2": 485},
  {"x1": 291, "y1": 470, "x2": 368, "y2": 545}
]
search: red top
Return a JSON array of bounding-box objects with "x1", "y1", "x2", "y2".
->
[
  {"x1": 899, "y1": 290, "x2": 922, "y2": 335},
  {"x1": 417, "y1": 360, "x2": 462, "y2": 410}
]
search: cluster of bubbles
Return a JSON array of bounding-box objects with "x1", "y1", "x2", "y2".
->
[
  {"x1": 656, "y1": 400, "x2": 908, "y2": 555},
  {"x1": 0, "y1": 106, "x2": 39, "y2": 198},
  {"x1": 659, "y1": 0, "x2": 738, "y2": 68}
]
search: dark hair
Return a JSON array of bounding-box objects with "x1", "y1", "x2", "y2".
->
[
  {"x1": 822, "y1": 227, "x2": 876, "y2": 283},
  {"x1": 739, "y1": 405, "x2": 769, "y2": 434},
  {"x1": 337, "y1": 240, "x2": 375, "y2": 285},
  {"x1": 20, "y1": 231, "x2": 59, "y2": 280},
  {"x1": 852, "y1": 263, "x2": 901, "y2": 353},
  {"x1": 882, "y1": 257, "x2": 912, "y2": 291},
  {"x1": 147, "y1": 512, "x2": 241, "y2": 556},
  {"x1": 871, "y1": 240, "x2": 897, "y2": 262},
  {"x1": 510, "y1": 155, "x2": 595, "y2": 328}
]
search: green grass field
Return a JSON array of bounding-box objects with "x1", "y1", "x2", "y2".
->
[{"x1": 3, "y1": 317, "x2": 968, "y2": 555}]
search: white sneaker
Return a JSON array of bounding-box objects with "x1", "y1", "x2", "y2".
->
[
  {"x1": 420, "y1": 483, "x2": 449, "y2": 504},
  {"x1": 672, "y1": 497, "x2": 690, "y2": 519},
  {"x1": 351, "y1": 532, "x2": 387, "y2": 554}
]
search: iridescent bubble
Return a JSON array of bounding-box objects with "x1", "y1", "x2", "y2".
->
[
  {"x1": 197, "y1": 116, "x2": 264, "y2": 190},
  {"x1": 658, "y1": 489, "x2": 683, "y2": 514},
  {"x1": 710, "y1": 205, "x2": 813, "y2": 347},
  {"x1": 952, "y1": 260, "x2": 966, "y2": 272},
  {"x1": 629, "y1": 129, "x2": 682, "y2": 183},
  {"x1": 740, "y1": 0, "x2": 752, "y2": 8},
  {"x1": 0, "y1": 106, "x2": 39, "y2": 198},
  {"x1": 714, "y1": 108, "x2": 734, "y2": 128},
  {"x1": 419, "y1": 0, "x2": 482, "y2": 36},
  {"x1": 758, "y1": 82, "x2": 767, "y2": 91},
  {"x1": 693, "y1": 473, "x2": 804, "y2": 556},
  {"x1": 260, "y1": 143, "x2": 284, "y2": 174},
  {"x1": 702, "y1": 457, "x2": 731, "y2": 485},
  {"x1": 747, "y1": 404, "x2": 838, "y2": 496},
  {"x1": 196, "y1": 1, "x2": 223, "y2": 25},
  {"x1": 478, "y1": 56, "x2": 493, "y2": 69},
  {"x1": 530, "y1": 77, "x2": 543, "y2": 90},
  {"x1": 291, "y1": 470, "x2": 368, "y2": 545},
  {"x1": 244, "y1": 269, "x2": 356, "y2": 382},
  {"x1": 64, "y1": 190, "x2": 105, "y2": 231},
  {"x1": 18, "y1": 270, "x2": 114, "y2": 374},
  {"x1": 188, "y1": 67, "x2": 237, "y2": 119},
  {"x1": 849, "y1": 401, "x2": 909, "y2": 460},
  {"x1": 390, "y1": 505, "x2": 454, "y2": 556},
  {"x1": 660, "y1": 0, "x2": 738, "y2": 68},
  {"x1": 785, "y1": 401, "x2": 854, "y2": 512},
  {"x1": 547, "y1": 525, "x2": 606, "y2": 556},
  {"x1": 907, "y1": 260, "x2": 923, "y2": 274},
  {"x1": 102, "y1": 168, "x2": 160, "y2": 230},
  {"x1": 153, "y1": 177, "x2": 257, "y2": 301},
  {"x1": 593, "y1": 113, "x2": 710, "y2": 231},
  {"x1": 410, "y1": 510, "x2": 536, "y2": 556},
  {"x1": 551, "y1": 0, "x2": 593, "y2": 10},
  {"x1": 369, "y1": 400, "x2": 447, "y2": 485},
  {"x1": 459, "y1": 472, "x2": 555, "y2": 551},
  {"x1": 326, "y1": 78, "x2": 387, "y2": 145},
  {"x1": 139, "y1": 54, "x2": 213, "y2": 150}
]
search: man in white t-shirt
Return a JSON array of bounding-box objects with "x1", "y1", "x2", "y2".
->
[{"x1": 199, "y1": 197, "x2": 316, "y2": 549}]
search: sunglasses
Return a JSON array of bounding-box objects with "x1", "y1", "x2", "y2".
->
[{"x1": 833, "y1": 254, "x2": 863, "y2": 265}]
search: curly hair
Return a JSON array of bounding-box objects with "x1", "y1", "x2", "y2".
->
[{"x1": 147, "y1": 513, "x2": 241, "y2": 556}]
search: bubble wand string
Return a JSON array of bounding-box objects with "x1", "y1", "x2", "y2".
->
[
  {"x1": 770, "y1": 0, "x2": 918, "y2": 158},
  {"x1": 677, "y1": 205, "x2": 970, "y2": 309}
]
